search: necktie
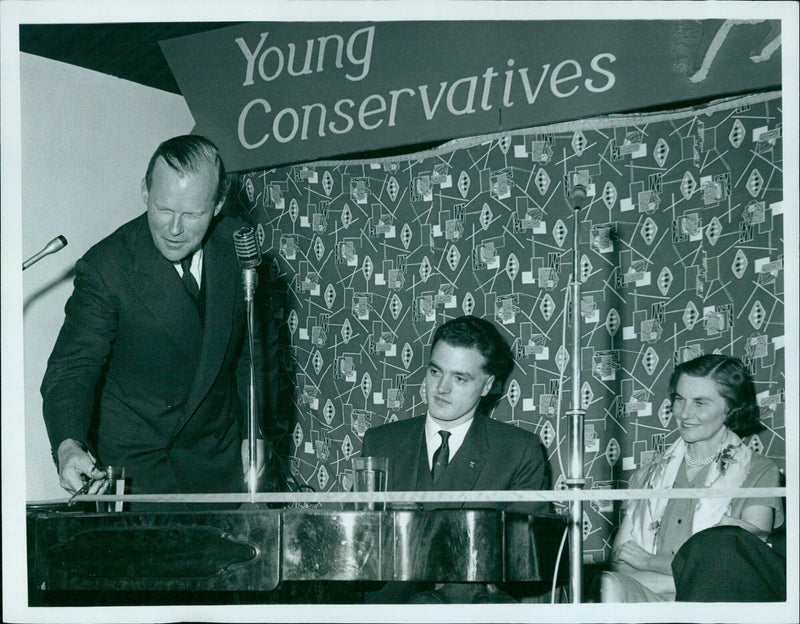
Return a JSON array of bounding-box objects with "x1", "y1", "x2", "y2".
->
[
  {"x1": 431, "y1": 430, "x2": 451, "y2": 483},
  {"x1": 180, "y1": 256, "x2": 200, "y2": 299}
]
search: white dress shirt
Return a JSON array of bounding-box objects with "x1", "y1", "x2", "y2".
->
[
  {"x1": 174, "y1": 248, "x2": 203, "y2": 286},
  {"x1": 424, "y1": 415, "x2": 474, "y2": 469}
]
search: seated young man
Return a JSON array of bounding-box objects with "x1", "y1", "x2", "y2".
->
[{"x1": 361, "y1": 316, "x2": 550, "y2": 603}]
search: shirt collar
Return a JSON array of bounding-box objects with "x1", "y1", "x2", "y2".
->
[
  {"x1": 424, "y1": 414, "x2": 474, "y2": 464},
  {"x1": 174, "y1": 248, "x2": 203, "y2": 281}
]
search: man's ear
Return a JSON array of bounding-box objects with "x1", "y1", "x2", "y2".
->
[
  {"x1": 212, "y1": 199, "x2": 224, "y2": 217},
  {"x1": 140, "y1": 179, "x2": 148, "y2": 205},
  {"x1": 481, "y1": 375, "x2": 496, "y2": 397}
]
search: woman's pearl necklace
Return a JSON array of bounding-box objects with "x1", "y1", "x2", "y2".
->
[{"x1": 684, "y1": 452, "x2": 717, "y2": 467}]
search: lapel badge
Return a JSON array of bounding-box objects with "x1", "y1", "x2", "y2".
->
[{"x1": 469, "y1": 460, "x2": 477, "y2": 469}]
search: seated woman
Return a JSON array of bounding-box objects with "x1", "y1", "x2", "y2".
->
[{"x1": 598, "y1": 354, "x2": 784, "y2": 602}]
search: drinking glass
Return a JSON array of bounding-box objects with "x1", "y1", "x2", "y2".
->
[
  {"x1": 351, "y1": 457, "x2": 388, "y2": 511},
  {"x1": 96, "y1": 465, "x2": 126, "y2": 512}
]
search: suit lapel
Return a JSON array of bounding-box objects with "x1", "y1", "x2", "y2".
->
[
  {"x1": 183, "y1": 219, "x2": 237, "y2": 422},
  {"x1": 391, "y1": 418, "x2": 425, "y2": 492},
  {"x1": 128, "y1": 215, "x2": 202, "y2": 362}
]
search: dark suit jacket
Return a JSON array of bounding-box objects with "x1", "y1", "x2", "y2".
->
[
  {"x1": 361, "y1": 414, "x2": 549, "y2": 513},
  {"x1": 41, "y1": 213, "x2": 268, "y2": 495}
]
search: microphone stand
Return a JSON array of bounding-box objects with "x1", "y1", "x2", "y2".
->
[
  {"x1": 566, "y1": 188, "x2": 586, "y2": 603},
  {"x1": 243, "y1": 267, "x2": 259, "y2": 500}
]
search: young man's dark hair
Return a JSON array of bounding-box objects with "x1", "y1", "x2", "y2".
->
[{"x1": 431, "y1": 315, "x2": 514, "y2": 402}]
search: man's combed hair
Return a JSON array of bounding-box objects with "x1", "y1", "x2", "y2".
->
[
  {"x1": 145, "y1": 135, "x2": 229, "y2": 205},
  {"x1": 431, "y1": 315, "x2": 514, "y2": 391},
  {"x1": 668, "y1": 354, "x2": 763, "y2": 437}
]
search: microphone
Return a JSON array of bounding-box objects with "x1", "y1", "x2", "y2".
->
[
  {"x1": 234, "y1": 226, "x2": 262, "y2": 496},
  {"x1": 23, "y1": 235, "x2": 68, "y2": 270},
  {"x1": 569, "y1": 184, "x2": 588, "y2": 210},
  {"x1": 233, "y1": 226, "x2": 261, "y2": 301}
]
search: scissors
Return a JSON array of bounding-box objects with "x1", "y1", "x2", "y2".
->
[{"x1": 67, "y1": 466, "x2": 107, "y2": 506}]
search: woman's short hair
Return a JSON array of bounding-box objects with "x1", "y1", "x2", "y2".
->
[
  {"x1": 668, "y1": 354, "x2": 763, "y2": 436},
  {"x1": 145, "y1": 135, "x2": 229, "y2": 205}
]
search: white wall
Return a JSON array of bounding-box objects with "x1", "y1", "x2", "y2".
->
[{"x1": 20, "y1": 53, "x2": 195, "y2": 501}]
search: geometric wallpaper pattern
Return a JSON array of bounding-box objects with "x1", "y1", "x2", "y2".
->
[{"x1": 234, "y1": 91, "x2": 784, "y2": 561}]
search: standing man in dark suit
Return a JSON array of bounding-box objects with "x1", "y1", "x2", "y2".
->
[
  {"x1": 41, "y1": 135, "x2": 269, "y2": 500},
  {"x1": 361, "y1": 315, "x2": 548, "y2": 509}
]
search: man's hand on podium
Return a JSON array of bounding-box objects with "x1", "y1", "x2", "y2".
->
[{"x1": 57, "y1": 438, "x2": 108, "y2": 496}]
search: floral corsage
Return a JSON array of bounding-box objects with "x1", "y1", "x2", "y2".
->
[{"x1": 716, "y1": 442, "x2": 740, "y2": 476}]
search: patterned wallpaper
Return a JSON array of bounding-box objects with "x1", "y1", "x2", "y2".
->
[{"x1": 235, "y1": 91, "x2": 785, "y2": 561}]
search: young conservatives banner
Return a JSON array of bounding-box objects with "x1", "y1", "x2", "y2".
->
[{"x1": 160, "y1": 20, "x2": 782, "y2": 172}]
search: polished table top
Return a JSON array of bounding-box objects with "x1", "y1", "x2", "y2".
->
[{"x1": 28, "y1": 504, "x2": 568, "y2": 593}]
